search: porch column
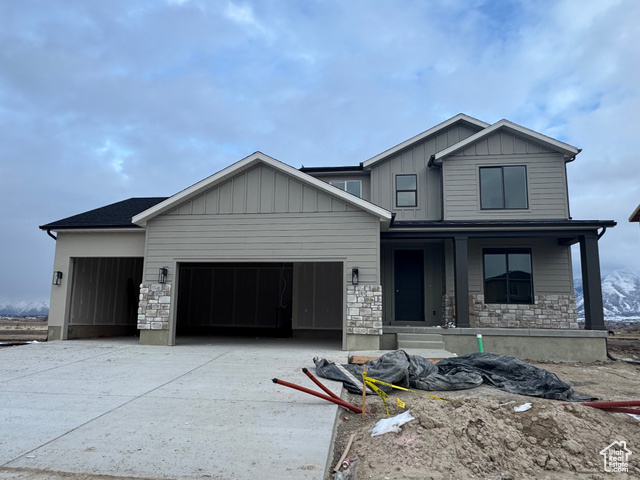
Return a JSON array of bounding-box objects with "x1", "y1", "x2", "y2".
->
[
  {"x1": 579, "y1": 233, "x2": 605, "y2": 330},
  {"x1": 453, "y1": 234, "x2": 470, "y2": 328}
]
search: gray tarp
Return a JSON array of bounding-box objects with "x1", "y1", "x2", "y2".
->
[{"x1": 313, "y1": 350, "x2": 596, "y2": 402}]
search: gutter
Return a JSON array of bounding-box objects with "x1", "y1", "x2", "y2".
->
[{"x1": 46, "y1": 229, "x2": 57, "y2": 241}]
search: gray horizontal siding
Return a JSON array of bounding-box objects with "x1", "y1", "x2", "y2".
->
[
  {"x1": 443, "y1": 152, "x2": 569, "y2": 220},
  {"x1": 466, "y1": 238, "x2": 573, "y2": 296},
  {"x1": 143, "y1": 211, "x2": 380, "y2": 285},
  {"x1": 369, "y1": 124, "x2": 480, "y2": 221}
]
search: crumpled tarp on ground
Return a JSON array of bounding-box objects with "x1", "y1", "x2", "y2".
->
[{"x1": 314, "y1": 350, "x2": 596, "y2": 402}]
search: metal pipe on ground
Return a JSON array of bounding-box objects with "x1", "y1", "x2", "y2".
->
[{"x1": 272, "y1": 378, "x2": 368, "y2": 414}]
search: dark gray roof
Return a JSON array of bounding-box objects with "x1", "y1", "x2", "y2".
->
[{"x1": 39, "y1": 197, "x2": 168, "y2": 230}]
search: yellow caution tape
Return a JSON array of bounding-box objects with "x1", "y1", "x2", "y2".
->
[
  {"x1": 396, "y1": 397, "x2": 406, "y2": 409},
  {"x1": 363, "y1": 374, "x2": 450, "y2": 405}
]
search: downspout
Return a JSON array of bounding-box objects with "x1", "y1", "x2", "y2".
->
[
  {"x1": 427, "y1": 154, "x2": 444, "y2": 220},
  {"x1": 46, "y1": 229, "x2": 57, "y2": 241}
]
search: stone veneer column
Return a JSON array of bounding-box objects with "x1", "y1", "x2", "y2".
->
[
  {"x1": 137, "y1": 283, "x2": 172, "y2": 331},
  {"x1": 346, "y1": 285, "x2": 383, "y2": 335}
]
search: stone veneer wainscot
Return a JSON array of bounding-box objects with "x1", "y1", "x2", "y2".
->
[
  {"x1": 137, "y1": 283, "x2": 172, "y2": 331},
  {"x1": 471, "y1": 293, "x2": 579, "y2": 329},
  {"x1": 346, "y1": 284, "x2": 383, "y2": 335}
]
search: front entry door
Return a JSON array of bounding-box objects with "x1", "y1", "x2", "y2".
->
[{"x1": 394, "y1": 250, "x2": 424, "y2": 322}]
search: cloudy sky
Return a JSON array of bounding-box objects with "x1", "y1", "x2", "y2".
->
[{"x1": 1, "y1": 0, "x2": 639, "y2": 304}]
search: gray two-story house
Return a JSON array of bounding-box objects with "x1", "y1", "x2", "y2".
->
[{"x1": 41, "y1": 114, "x2": 615, "y2": 360}]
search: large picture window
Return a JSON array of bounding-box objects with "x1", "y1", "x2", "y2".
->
[
  {"x1": 396, "y1": 174, "x2": 417, "y2": 207},
  {"x1": 483, "y1": 248, "x2": 533, "y2": 304},
  {"x1": 480, "y1": 166, "x2": 528, "y2": 209},
  {"x1": 330, "y1": 180, "x2": 362, "y2": 198}
]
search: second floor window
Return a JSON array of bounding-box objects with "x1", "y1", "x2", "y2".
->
[
  {"x1": 480, "y1": 166, "x2": 528, "y2": 209},
  {"x1": 330, "y1": 180, "x2": 362, "y2": 198},
  {"x1": 396, "y1": 174, "x2": 417, "y2": 207}
]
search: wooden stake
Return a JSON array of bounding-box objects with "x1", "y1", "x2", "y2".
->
[
  {"x1": 333, "y1": 432, "x2": 356, "y2": 472},
  {"x1": 361, "y1": 365, "x2": 367, "y2": 421}
]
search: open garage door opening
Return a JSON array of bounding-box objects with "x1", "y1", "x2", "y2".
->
[
  {"x1": 68, "y1": 257, "x2": 143, "y2": 339},
  {"x1": 176, "y1": 262, "x2": 343, "y2": 339}
]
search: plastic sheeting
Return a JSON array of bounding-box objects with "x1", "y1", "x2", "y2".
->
[{"x1": 313, "y1": 350, "x2": 596, "y2": 402}]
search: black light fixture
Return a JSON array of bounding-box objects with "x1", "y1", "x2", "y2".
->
[
  {"x1": 158, "y1": 267, "x2": 168, "y2": 284},
  {"x1": 52, "y1": 271, "x2": 63, "y2": 286},
  {"x1": 351, "y1": 267, "x2": 359, "y2": 285}
]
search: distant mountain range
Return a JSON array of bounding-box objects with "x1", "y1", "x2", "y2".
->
[
  {"x1": 575, "y1": 269, "x2": 640, "y2": 321},
  {"x1": 0, "y1": 300, "x2": 49, "y2": 317}
]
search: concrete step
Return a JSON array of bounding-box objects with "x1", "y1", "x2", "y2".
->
[
  {"x1": 397, "y1": 333, "x2": 446, "y2": 350},
  {"x1": 396, "y1": 333, "x2": 443, "y2": 342}
]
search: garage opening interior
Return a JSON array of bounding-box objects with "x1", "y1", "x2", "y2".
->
[
  {"x1": 176, "y1": 261, "x2": 343, "y2": 339},
  {"x1": 68, "y1": 257, "x2": 143, "y2": 339}
]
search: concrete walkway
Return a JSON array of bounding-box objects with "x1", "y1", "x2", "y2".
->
[{"x1": 0, "y1": 338, "x2": 348, "y2": 480}]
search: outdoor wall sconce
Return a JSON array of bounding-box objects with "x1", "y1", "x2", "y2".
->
[
  {"x1": 351, "y1": 267, "x2": 359, "y2": 285},
  {"x1": 158, "y1": 267, "x2": 168, "y2": 284},
  {"x1": 52, "y1": 271, "x2": 63, "y2": 286}
]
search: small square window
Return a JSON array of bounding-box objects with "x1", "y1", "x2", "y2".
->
[{"x1": 396, "y1": 174, "x2": 417, "y2": 207}]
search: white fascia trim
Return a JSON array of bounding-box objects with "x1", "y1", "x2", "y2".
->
[
  {"x1": 362, "y1": 113, "x2": 490, "y2": 168},
  {"x1": 132, "y1": 151, "x2": 392, "y2": 226},
  {"x1": 46, "y1": 228, "x2": 145, "y2": 234},
  {"x1": 433, "y1": 119, "x2": 580, "y2": 162}
]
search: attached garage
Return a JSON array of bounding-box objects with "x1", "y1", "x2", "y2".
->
[{"x1": 133, "y1": 153, "x2": 391, "y2": 348}]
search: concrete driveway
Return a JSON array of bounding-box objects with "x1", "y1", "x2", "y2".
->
[{"x1": 0, "y1": 338, "x2": 347, "y2": 480}]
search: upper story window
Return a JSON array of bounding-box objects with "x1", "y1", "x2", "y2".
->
[
  {"x1": 330, "y1": 180, "x2": 362, "y2": 198},
  {"x1": 483, "y1": 248, "x2": 533, "y2": 304},
  {"x1": 480, "y1": 166, "x2": 528, "y2": 209},
  {"x1": 396, "y1": 174, "x2": 417, "y2": 207}
]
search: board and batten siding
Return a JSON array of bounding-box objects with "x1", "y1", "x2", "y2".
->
[
  {"x1": 142, "y1": 163, "x2": 382, "y2": 285},
  {"x1": 466, "y1": 238, "x2": 574, "y2": 296},
  {"x1": 369, "y1": 124, "x2": 480, "y2": 221},
  {"x1": 168, "y1": 163, "x2": 362, "y2": 216},
  {"x1": 442, "y1": 132, "x2": 570, "y2": 220}
]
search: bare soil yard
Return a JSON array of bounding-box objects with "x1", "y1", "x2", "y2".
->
[
  {"x1": 0, "y1": 317, "x2": 47, "y2": 342},
  {"x1": 328, "y1": 339, "x2": 640, "y2": 480}
]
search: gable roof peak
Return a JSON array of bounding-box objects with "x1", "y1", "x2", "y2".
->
[
  {"x1": 362, "y1": 113, "x2": 490, "y2": 168},
  {"x1": 131, "y1": 151, "x2": 392, "y2": 226},
  {"x1": 432, "y1": 118, "x2": 581, "y2": 163}
]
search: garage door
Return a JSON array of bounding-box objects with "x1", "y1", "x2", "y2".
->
[
  {"x1": 176, "y1": 261, "x2": 343, "y2": 338},
  {"x1": 176, "y1": 262, "x2": 294, "y2": 337}
]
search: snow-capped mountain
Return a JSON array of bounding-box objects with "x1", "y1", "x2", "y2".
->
[
  {"x1": 575, "y1": 269, "x2": 640, "y2": 320},
  {"x1": 0, "y1": 300, "x2": 49, "y2": 317}
]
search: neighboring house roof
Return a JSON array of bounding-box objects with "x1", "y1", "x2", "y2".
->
[
  {"x1": 432, "y1": 119, "x2": 580, "y2": 164},
  {"x1": 362, "y1": 113, "x2": 490, "y2": 168},
  {"x1": 39, "y1": 197, "x2": 167, "y2": 231},
  {"x1": 299, "y1": 165, "x2": 364, "y2": 174},
  {"x1": 132, "y1": 151, "x2": 392, "y2": 226},
  {"x1": 630, "y1": 203, "x2": 640, "y2": 222}
]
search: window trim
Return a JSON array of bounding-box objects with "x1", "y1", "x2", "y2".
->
[
  {"x1": 395, "y1": 174, "x2": 418, "y2": 208},
  {"x1": 330, "y1": 179, "x2": 362, "y2": 198},
  {"x1": 479, "y1": 165, "x2": 528, "y2": 210},
  {"x1": 482, "y1": 247, "x2": 533, "y2": 304}
]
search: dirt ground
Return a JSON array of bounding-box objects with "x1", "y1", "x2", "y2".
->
[
  {"x1": 328, "y1": 338, "x2": 640, "y2": 480},
  {"x1": 0, "y1": 317, "x2": 47, "y2": 342}
]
